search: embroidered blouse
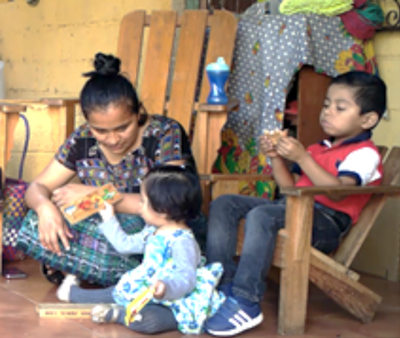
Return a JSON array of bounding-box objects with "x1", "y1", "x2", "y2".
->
[{"x1": 55, "y1": 115, "x2": 194, "y2": 193}]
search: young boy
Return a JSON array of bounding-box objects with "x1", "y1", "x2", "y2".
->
[{"x1": 204, "y1": 71, "x2": 387, "y2": 336}]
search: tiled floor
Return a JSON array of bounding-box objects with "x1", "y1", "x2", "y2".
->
[{"x1": 1, "y1": 258, "x2": 399, "y2": 338}]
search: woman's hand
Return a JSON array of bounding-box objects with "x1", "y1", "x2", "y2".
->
[
  {"x1": 153, "y1": 280, "x2": 167, "y2": 299},
  {"x1": 52, "y1": 184, "x2": 98, "y2": 208},
  {"x1": 36, "y1": 201, "x2": 73, "y2": 255}
]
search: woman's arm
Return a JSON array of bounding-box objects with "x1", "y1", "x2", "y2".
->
[
  {"x1": 25, "y1": 159, "x2": 76, "y2": 210},
  {"x1": 25, "y1": 159, "x2": 78, "y2": 254}
]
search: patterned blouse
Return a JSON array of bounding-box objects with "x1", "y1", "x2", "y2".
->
[{"x1": 55, "y1": 115, "x2": 194, "y2": 193}]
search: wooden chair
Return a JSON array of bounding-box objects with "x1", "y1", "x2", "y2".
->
[
  {"x1": 116, "y1": 9, "x2": 238, "y2": 178},
  {"x1": 205, "y1": 146, "x2": 400, "y2": 334}
]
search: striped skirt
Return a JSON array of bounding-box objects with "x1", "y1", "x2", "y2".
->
[{"x1": 17, "y1": 210, "x2": 145, "y2": 286}]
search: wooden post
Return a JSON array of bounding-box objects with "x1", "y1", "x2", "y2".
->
[{"x1": 278, "y1": 194, "x2": 313, "y2": 335}]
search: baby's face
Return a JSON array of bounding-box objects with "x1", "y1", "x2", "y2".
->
[{"x1": 139, "y1": 188, "x2": 164, "y2": 226}]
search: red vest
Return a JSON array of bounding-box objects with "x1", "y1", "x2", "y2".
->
[{"x1": 295, "y1": 139, "x2": 383, "y2": 224}]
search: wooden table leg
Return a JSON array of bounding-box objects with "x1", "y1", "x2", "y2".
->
[{"x1": 278, "y1": 195, "x2": 313, "y2": 335}]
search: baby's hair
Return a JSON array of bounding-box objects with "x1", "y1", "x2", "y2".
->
[
  {"x1": 330, "y1": 71, "x2": 387, "y2": 119},
  {"x1": 80, "y1": 52, "x2": 147, "y2": 125},
  {"x1": 142, "y1": 165, "x2": 202, "y2": 223}
]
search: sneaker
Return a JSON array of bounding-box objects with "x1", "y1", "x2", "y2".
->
[{"x1": 204, "y1": 296, "x2": 263, "y2": 336}]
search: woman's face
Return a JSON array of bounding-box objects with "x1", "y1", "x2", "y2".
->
[{"x1": 87, "y1": 103, "x2": 139, "y2": 155}]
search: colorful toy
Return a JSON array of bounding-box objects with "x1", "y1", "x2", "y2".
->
[
  {"x1": 61, "y1": 183, "x2": 122, "y2": 225},
  {"x1": 125, "y1": 286, "x2": 155, "y2": 325}
]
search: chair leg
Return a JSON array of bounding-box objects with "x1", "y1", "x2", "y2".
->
[
  {"x1": 278, "y1": 195, "x2": 314, "y2": 335},
  {"x1": 309, "y1": 258, "x2": 382, "y2": 323}
]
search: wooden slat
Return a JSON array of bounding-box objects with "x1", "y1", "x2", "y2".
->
[
  {"x1": 192, "y1": 10, "x2": 237, "y2": 174},
  {"x1": 40, "y1": 98, "x2": 79, "y2": 107},
  {"x1": 281, "y1": 184, "x2": 400, "y2": 197},
  {"x1": 167, "y1": 10, "x2": 208, "y2": 134},
  {"x1": 381, "y1": 147, "x2": 400, "y2": 185},
  {"x1": 117, "y1": 10, "x2": 146, "y2": 88},
  {"x1": 140, "y1": 11, "x2": 177, "y2": 115},
  {"x1": 44, "y1": 105, "x2": 75, "y2": 152},
  {"x1": 273, "y1": 234, "x2": 360, "y2": 281},
  {"x1": 198, "y1": 98, "x2": 239, "y2": 112},
  {"x1": 309, "y1": 259, "x2": 381, "y2": 323},
  {"x1": 334, "y1": 147, "x2": 400, "y2": 267},
  {"x1": 297, "y1": 67, "x2": 330, "y2": 148},
  {"x1": 278, "y1": 195, "x2": 313, "y2": 335},
  {"x1": 0, "y1": 104, "x2": 26, "y2": 114}
]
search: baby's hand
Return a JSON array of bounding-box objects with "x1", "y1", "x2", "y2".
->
[
  {"x1": 153, "y1": 280, "x2": 166, "y2": 299},
  {"x1": 98, "y1": 202, "x2": 115, "y2": 222}
]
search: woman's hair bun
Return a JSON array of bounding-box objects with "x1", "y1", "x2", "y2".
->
[{"x1": 83, "y1": 52, "x2": 121, "y2": 77}]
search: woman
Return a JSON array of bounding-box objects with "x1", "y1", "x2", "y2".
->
[{"x1": 17, "y1": 53, "x2": 205, "y2": 286}]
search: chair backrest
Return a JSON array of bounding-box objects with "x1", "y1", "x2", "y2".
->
[
  {"x1": 334, "y1": 146, "x2": 400, "y2": 267},
  {"x1": 116, "y1": 10, "x2": 237, "y2": 160}
]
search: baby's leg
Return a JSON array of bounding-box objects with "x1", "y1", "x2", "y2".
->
[
  {"x1": 121, "y1": 304, "x2": 177, "y2": 334},
  {"x1": 57, "y1": 274, "x2": 114, "y2": 303},
  {"x1": 92, "y1": 303, "x2": 177, "y2": 334}
]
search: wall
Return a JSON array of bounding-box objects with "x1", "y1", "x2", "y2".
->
[
  {"x1": 0, "y1": 0, "x2": 183, "y2": 181},
  {"x1": 0, "y1": 0, "x2": 180, "y2": 99}
]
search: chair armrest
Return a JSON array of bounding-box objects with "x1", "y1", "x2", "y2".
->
[
  {"x1": 0, "y1": 104, "x2": 27, "y2": 114},
  {"x1": 40, "y1": 98, "x2": 80, "y2": 106},
  {"x1": 281, "y1": 185, "x2": 400, "y2": 197},
  {"x1": 198, "y1": 98, "x2": 240, "y2": 113},
  {"x1": 200, "y1": 173, "x2": 274, "y2": 182}
]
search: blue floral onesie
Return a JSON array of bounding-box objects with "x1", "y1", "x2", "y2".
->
[{"x1": 112, "y1": 226, "x2": 226, "y2": 334}]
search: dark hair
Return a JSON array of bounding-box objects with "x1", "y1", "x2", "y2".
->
[
  {"x1": 142, "y1": 165, "x2": 202, "y2": 223},
  {"x1": 330, "y1": 71, "x2": 387, "y2": 120},
  {"x1": 80, "y1": 52, "x2": 147, "y2": 125}
]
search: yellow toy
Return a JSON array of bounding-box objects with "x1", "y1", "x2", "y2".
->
[{"x1": 124, "y1": 286, "x2": 156, "y2": 325}]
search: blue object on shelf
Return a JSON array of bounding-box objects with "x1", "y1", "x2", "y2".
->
[{"x1": 206, "y1": 57, "x2": 229, "y2": 105}]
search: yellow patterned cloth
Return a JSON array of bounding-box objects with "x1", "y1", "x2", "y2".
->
[{"x1": 279, "y1": 0, "x2": 353, "y2": 16}]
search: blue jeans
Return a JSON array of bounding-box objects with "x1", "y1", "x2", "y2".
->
[{"x1": 206, "y1": 194, "x2": 351, "y2": 303}]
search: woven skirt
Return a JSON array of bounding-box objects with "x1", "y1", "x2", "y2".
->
[{"x1": 16, "y1": 210, "x2": 145, "y2": 286}]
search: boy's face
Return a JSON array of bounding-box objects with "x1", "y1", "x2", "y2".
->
[{"x1": 320, "y1": 84, "x2": 373, "y2": 143}]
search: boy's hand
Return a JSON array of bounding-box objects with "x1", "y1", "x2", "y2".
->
[
  {"x1": 259, "y1": 134, "x2": 278, "y2": 157},
  {"x1": 276, "y1": 137, "x2": 308, "y2": 163},
  {"x1": 98, "y1": 202, "x2": 115, "y2": 222},
  {"x1": 153, "y1": 280, "x2": 166, "y2": 299},
  {"x1": 259, "y1": 129, "x2": 289, "y2": 158}
]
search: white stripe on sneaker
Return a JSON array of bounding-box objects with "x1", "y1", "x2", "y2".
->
[{"x1": 208, "y1": 312, "x2": 264, "y2": 337}]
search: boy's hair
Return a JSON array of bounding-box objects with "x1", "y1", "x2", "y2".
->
[
  {"x1": 80, "y1": 52, "x2": 147, "y2": 125},
  {"x1": 330, "y1": 71, "x2": 387, "y2": 120},
  {"x1": 142, "y1": 165, "x2": 202, "y2": 223}
]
